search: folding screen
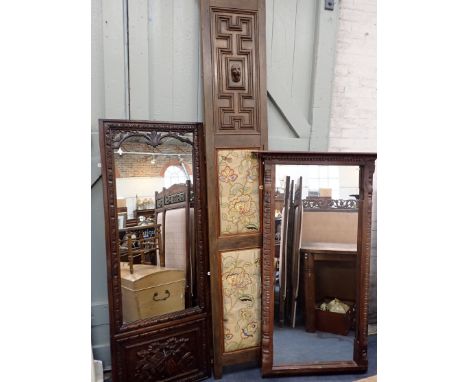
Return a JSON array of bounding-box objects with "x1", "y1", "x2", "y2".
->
[{"x1": 200, "y1": 0, "x2": 268, "y2": 377}]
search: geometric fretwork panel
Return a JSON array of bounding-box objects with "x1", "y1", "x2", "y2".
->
[{"x1": 211, "y1": 10, "x2": 259, "y2": 132}]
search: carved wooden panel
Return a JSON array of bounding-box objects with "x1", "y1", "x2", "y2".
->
[
  {"x1": 202, "y1": 0, "x2": 267, "y2": 147},
  {"x1": 116, "y1": 318, "x2": 209, "y2": 382},
  {"x1": 211, "y1": 10, "x2": 259, "y2": 132}
]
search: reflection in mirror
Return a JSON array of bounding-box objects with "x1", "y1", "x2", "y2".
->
[
  {"x1": 114, "y1": 132, "x2": 196, "y2": 323},
  {"x1": 272, "y1": 165, "x2": 359, "y2": 365}
]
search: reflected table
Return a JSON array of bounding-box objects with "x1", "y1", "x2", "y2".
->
[{"x1": 301, "y1": 242, "x2": 357, "y2": 333}]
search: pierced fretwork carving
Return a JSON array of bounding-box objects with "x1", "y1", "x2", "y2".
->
[
  {"x1": 211, "y1": 10, "x2": 259, "y2": 131},
  {"x1": 155, "y1": 191, "x2": 195, "y2": 208},
  {"x1": 164, "y1": 192, "x2": 186, "y2": 205},
  {"x1": 302, "y1": 198, "x2": 359, "y2": 211}
]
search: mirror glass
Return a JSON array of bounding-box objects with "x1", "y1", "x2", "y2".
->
[
  {"x1": 114, "y1": 131, "x2": 196, "y2": 323},
  {"x1": 272, "y1": 164, "x2": 359, "y2": 365}
]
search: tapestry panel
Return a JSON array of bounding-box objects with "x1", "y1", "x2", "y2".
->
[
  {"x1": 217, "y1": 149, "x2": 260, "y2": 235},
  {"x1": 221, "y1": 248, "x2": 261, "y2": 352}
]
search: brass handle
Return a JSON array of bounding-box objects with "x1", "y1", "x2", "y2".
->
[{"x1": 153, "y1": 290, "x2": 170, "y2": 302}]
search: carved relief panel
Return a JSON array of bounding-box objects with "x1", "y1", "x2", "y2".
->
[
  {"x1": 133, "y1": 337, "x2": 196, "y2": 381},
  {"x1": 115, "y1": 319, "x2": 209, "y2": 382}
]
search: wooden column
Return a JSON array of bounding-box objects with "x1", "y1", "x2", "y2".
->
[
  {"x1": 200, "y1": 0, "x2": 268, "y2": 377},
  {"x1": 303, "y1": 252, "x2": 316, "y2": 332},
  {"x1": 354, "y1": 160, "x2": 375, "y2": 367}
]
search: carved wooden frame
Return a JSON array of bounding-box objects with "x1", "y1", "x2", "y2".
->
[
  {"x1": 99, "y1": 120, "x2": 211, "y2": 382},
  {"x1": 256, "y1": 151, "x2": 376, "y2": 377}
]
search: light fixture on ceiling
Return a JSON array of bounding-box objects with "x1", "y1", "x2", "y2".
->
[
  {"x1": 150, "y1": 156, "x2": 156, "y2": 164},
  {"x1": 117, "y1": 147, "x2": 123, "y2": 156}
]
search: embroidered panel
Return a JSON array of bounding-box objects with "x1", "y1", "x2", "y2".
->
[
  {"x1": 221, "y1": 248, "x2": 261, "y2": 352},
  {"x1": 217, "y1": 149, "x2": 260, "y2": 235}
]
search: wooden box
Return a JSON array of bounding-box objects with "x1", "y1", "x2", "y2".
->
[
  {"x1": 315, "y1": 307, "x2": 354, "y2": 336},
  {"x1": 319, "y1": 188, "x2": 332, "y2": 197},
  {"x1": 120, "y1": 264, "x2": 185, "y2": 322}
]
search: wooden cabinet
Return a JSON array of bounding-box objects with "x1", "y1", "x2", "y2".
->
[
  {"x1": 301, "y1": 243, "x2": 357, "y2": 333},
  {"x1": 134, "y1": 208, "x2": 155, "y2": 220}
]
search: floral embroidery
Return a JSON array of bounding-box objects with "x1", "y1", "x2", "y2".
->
[
  {"x1": 222, "y1": 248, "x2": 261, "y2": 352},
  {"x1": 219, "y1": 166, "x2": 238, "y2": 183},
  {"x1": 227, "y1": 194, "x2": 257, "y2": 226},
  {"x1": 239, "y1": 308, "x2": 253, "y2": 321},
  {"x1": 224, "y1": 267, "x2": 252, "y2": 289},
  {"x1": 241, "y1": 321, "x2": 258, "y2": 339},
  {"x1": 218, "y1": 150, "x2": 260, "y2": 235},
  {"x1": 224, "y1": 328, "x2": 233, "y2": 341},
  {"x1": 217, "y1": 151, "x2": 261, "y2": 350}
]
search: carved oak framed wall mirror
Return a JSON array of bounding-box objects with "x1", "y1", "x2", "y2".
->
[
  {"x1": 99, "y1": 120, "x2": 211, "y2": 382},
  {"x1": 257, "y1": 151, "x2": 376, "y2": 377}
]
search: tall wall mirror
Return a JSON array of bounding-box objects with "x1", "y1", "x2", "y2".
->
[
  {"x1": 257, "y1": 152, "x2": 376, "y2": 377},
  {"x1": 99, "y1": 120, "x2": 211, "y2": 382}
]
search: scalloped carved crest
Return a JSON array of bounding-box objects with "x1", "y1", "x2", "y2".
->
[
  {"x1": 112, "y1": 130, "x2": 193, "y2": 149},
  {"x1": 134, "y1": 337, "x2": 196, "y2": 381}
]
